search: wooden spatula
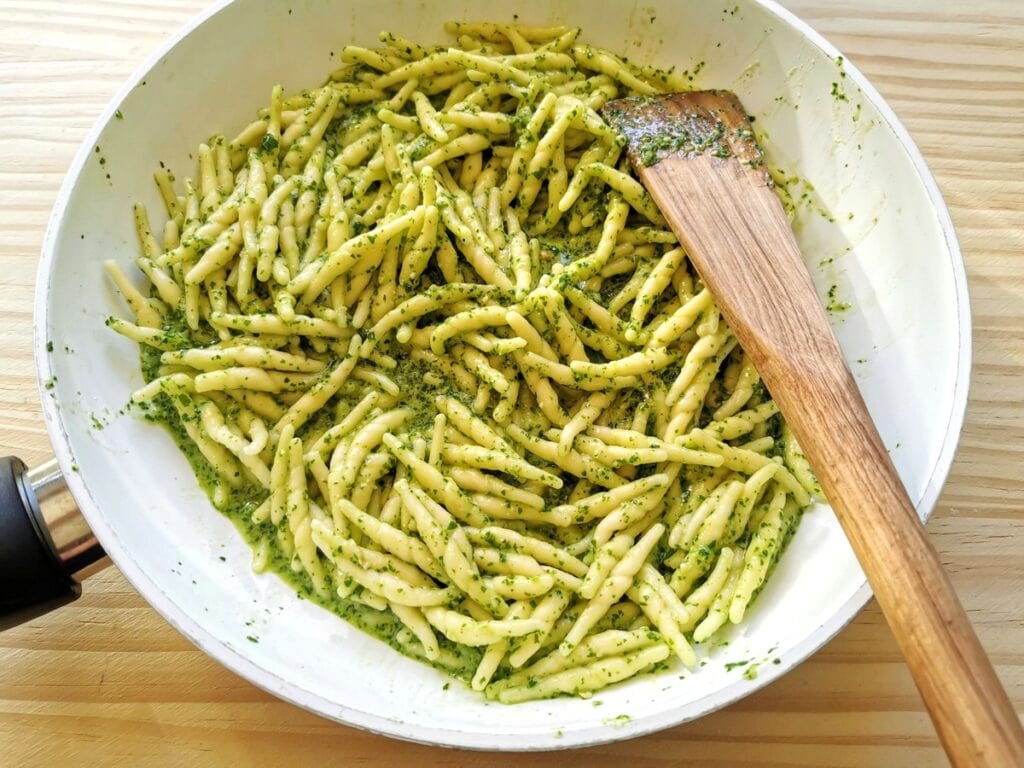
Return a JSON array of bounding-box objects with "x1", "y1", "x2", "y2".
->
[{"x1": 601, "y1": 91, "x2": 1024, "y2": 767}]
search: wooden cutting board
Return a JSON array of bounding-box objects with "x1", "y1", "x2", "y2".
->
[{"x1": 0, "y1": 1, "x2": 1020, "y2": 765}]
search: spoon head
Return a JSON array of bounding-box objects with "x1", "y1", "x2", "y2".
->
[{"x1": 600, "y1": 90, "x2": 770, "y2": 185}]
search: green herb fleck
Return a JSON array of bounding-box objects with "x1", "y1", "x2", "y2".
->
[
  {"x1": 259, "y1": 133, "x2": 279, "y2": 153},
  {"x1": 826, "y1": 284, "x2": 851, "y2": 314}
]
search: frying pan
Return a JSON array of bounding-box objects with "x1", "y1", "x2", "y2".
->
[{"x1": 0, "y1": 0, "x2": 970, "y2": 750}]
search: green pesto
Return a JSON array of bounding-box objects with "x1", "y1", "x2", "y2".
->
[
  {"x1": 109, "y1": 26, "x2": 827, "y2": 698},
  {"x1": 601, "y1": 94, "x2": 763, "y2": 170},
  {"x1": 259, "y1": 133, "x2": 279, "y2": 154},
  {"x1": 136, "y1": 325, "x2": 483, "y2": 682},
  {"x1": 603, "y1": 713, "x2": 633, "y2": 726},
  {"x1": 825, "y1": 283, "x2": 851, "y2": 314}
]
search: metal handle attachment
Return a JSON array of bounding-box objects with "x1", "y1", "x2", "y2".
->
[{"x1": 0, "y1": 456, "x2": 104, "y2": 629}]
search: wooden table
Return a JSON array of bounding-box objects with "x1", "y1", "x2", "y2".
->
[{"x1": 0, "y1": 1, "x2": 1020, "y2": 765}]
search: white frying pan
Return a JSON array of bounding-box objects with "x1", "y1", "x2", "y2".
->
[{"x1": 1, "y1": 0, "x2": 970, "y2": 751}]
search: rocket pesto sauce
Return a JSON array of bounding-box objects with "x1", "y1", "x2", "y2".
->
[
  {"x1": 135, "y1": 317, "x2": 802, "y2": 689},
  {"x1": 136, "y1": 339, "x2": 483, "y2": 682},
  {"x1": 126, "y1": 219, "x2": 615, "y2": 686}
]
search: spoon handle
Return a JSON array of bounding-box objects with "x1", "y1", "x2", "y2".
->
[{"x1": 641, "y1": 151, "x2": 1024, "y2": 768}]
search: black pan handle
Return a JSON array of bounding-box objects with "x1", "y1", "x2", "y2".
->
[{"x1": 0, "y1": 456, "x2": 104, "y2": 629}]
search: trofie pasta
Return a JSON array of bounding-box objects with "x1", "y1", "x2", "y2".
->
[{"x1": 106, "y1": 21, "x2": 819, "y2": 703}]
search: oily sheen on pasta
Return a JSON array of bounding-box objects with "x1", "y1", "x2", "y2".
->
[{"x1": 106, "y1": 21, "x2": 819, "y2": 703}]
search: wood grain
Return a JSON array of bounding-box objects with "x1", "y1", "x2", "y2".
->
[
  {"x1": 616, "y1": 88, "x2": 1023, "y2": 765},
  {"x1": 0, "y1": 1, "x2": 1021, "y2": 766}
]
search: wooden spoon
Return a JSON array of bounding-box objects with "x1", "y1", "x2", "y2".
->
[{"x1": 601, "y1": 90, "x2": 1024, "y2": 767}]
